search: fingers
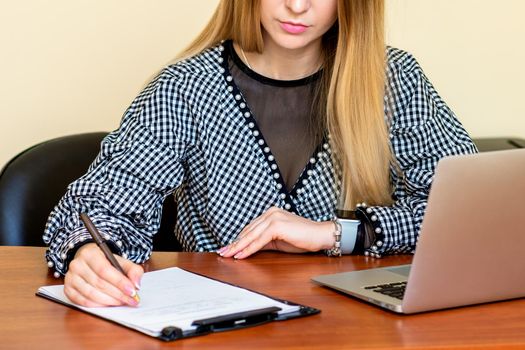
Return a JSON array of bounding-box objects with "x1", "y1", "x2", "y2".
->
[
  {"x1": 64, "y1": 271, "x2": 123, "y2": 307},
  {"x1": 218, "y1": 206, "x2": 333, "y2": 259},
  {"x1": 220, "y1": 208, "x2": 288, "y2": 258},
  {"x1": 117, "y1": 255, "x2": 144, "y2": 290},
  {"x1": 217, "y1": 211, "x2": 268, "y2": 257},
  {"x1": 63, "y1": 283, "x2": 107, "y2": 308},
  {"x1": 232, "y1": 227, "x2": 273, "y2": 259},
  {"x1": 64, "y1": 243, "x2": 141, "y2": 307},
  {"x1": 78, "y1": 257, "x2": 139, "y2": 305},
  {"x1": 220, "y1": 219, "x2": 273, "y2": 258}
]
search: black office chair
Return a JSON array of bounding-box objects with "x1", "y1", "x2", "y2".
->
[
  {"x1": 0, "y1": 133, "x2": 181, "y2": 251},
  {"x1": 472, "y1": 137, "x2": 525, "y2": 152}
]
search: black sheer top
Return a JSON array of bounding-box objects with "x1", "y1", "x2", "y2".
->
[{"x1": 226, "y1": 41, "x2": 323, "y2": 192}]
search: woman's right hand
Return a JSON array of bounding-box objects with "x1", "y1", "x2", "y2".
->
[{"x1": 64, "y1": 243, "x2": 144, "y2": 307}]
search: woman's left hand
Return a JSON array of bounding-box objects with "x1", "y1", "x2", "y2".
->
[{"x1": 217, "y1": 206, "x2": 335, "y2": 259}]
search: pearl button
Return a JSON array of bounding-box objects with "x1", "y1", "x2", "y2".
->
[
  {"x1": 264, "y1": 147, "x2": 270, "y2": 153},
  {"x1": 371, "y1": 215, "x2": 378, "y2": 222},
  {"x1": 276, "y1": 183, "x2": 282, "y2": 189},
  {"x1": 60, "y1": 253, "x2": 66, "y2": 260},
  {"x1": 218, "y1": 57, "x2": 224, "y2": 63},
  {"x1": 248, "y1": 122, "x2": 254, "y2": 128},
  {"x1": 364, "y1": 251, "x2": 370, "y2": 257},
  {"x1": 253, "y1": 130, "x2": 259, "y2": 136},
  {"x1": 116, "y1": 240, "x2": 123, "y2": 247},
  {"x1": 240, "y1": 102, "x2": 246, "y2": 108},
  {"x1": 317, "y1": 152, "x2": 323, "y2": 158},
  {"x1": 235, "y1": 94, "x2": 241, "y2": 100},
  {"x1": 219, "y1": 67, "x2": 225, "y2": 73},
  {"x1": 366, "y1": 208, "x2": 373, "y2": 214},
  {"x1": 79, "y1": 236, "x2": 85, "y2": 242},
  {"x1": 244, "y1": 112, "x2": 250, "y2": 118},
  {"x1": 284, "y1": 203, "x2": 291, "y2": 210},
  {"x1": 104, "y1": 234, "x2": 110, "y2": 240},
  {"x1": 309, "y1": 158, "x2": 316, "y2": 164},
  {"x1": 280, "y1": 193, "x2": 286, "y2": 199},
  {"x1": 271, "y1": 164, "x2": 277, "y2": 170},
  {"x1": 375, "y1": 227, "x2": 382, "y2": 234},
  {"x1": 302, "y1": 179, "x2": 308, "y2": 185},
  {"x1": 323, "y1": 143, "x2": 329, "y2": 149},
  {"x1": 273, "y1": 173, "x2": 280, "y2": 179},
  {"x1": 53, "y1": 271, "x2": 61, "y2": 279},
  {"x1": 307, "y1": 170, "x2": 313, "y2": 176},
  {"x1": 219, "y1": 45, "x2": 224, "y2": 51},
  {"x1": 258, "y1": 139, "x2": 264, "y2": 145},
  {"x1": 68, "y1": 243, "x2": 74, "y2": 249},
  {"x1": 47, "y1": 261, "x2": 54, "y2": 268},
  {"x1": 376, "y1": 241, "x2": 383, "y2": 247},
  {"x1": 226, "y1": 76, "x2": 233, "y2": 81},
  {"x1": 227, "y1": 86, "x2": 233, "y2": 92},
  {"x1": 268, "y1": 155, "x2": 275, "y2": 161}
]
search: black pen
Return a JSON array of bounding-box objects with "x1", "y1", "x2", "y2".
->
[{"x1": 79, "y1": 212, "x2": 140, "y2": 303}]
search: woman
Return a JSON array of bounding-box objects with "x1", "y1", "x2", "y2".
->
[{"x1": 43, "y1": 0, "x2": 477, "y2": 307}]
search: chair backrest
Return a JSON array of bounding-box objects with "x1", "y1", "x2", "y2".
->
[
  {"x1": 0, "y1": 133, "x2": 181, "y2": 251},
  {"x1": 473, "y1": 137, "x2": 525, "y2": 152}
]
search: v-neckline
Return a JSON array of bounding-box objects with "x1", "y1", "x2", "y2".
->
[{"x1": 217, "y1": 41, "x2": 330, "y2": 213}]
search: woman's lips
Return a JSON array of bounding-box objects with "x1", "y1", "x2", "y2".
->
[{"x1": 280, "y1": 21, "x2": 309, "y2": 34}]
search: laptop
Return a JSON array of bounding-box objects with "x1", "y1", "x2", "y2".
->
[{"x1": 312, "y1": 149, "x2": 525, "y2": 314}]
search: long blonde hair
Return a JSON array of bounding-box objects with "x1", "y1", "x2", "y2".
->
[{"x1": 176, "y1": 0, "x2": 393, "y2": 209}]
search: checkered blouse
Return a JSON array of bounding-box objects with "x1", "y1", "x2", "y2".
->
[{"x1": 43, "y1": 42, "x2": 477, "y2": 275}]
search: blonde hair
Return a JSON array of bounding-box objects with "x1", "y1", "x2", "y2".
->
[{"x1": 176, "y1": 0, "x2": 393, "y2": 209}]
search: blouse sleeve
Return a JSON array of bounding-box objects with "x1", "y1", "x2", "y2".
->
[
  {"x1": 43, "y1": 70, "x2": 197, "y2": 275},
  {"x1": 363, "y1": 49, "x2": 478, "y2": 257}
]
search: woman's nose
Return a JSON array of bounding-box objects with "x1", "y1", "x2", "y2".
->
[{"x1": 285, "y1": 0, "x2": 312, "y2": 14}]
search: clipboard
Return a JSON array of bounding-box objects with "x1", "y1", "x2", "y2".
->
[{"x1": 36, "y1": 267, "x2": 320, "y2": 341}]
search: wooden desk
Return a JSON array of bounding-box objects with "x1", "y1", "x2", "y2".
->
[{"x1": 1, "y1": 246, "x2": 524, "y2": 349}]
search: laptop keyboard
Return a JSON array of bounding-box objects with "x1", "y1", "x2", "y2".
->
[{"x1": 364, "y1": 282, "x2": 407, "y2": 300}]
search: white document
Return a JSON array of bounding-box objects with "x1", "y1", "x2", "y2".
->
[{"x1": 37, "y1": 267, "x2": 299, "y2": 338}]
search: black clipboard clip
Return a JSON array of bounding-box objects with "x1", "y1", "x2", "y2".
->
[
  {"x1": 160, "y1": 306, "x2": 281, "y2": 341},
  {"x1": 159, "y1": 303, "x2": 320, "y2": 341}
]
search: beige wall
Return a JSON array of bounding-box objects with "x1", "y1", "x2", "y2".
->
[{"x1": 2, "y1": 0, "x2": 524, "y2": 168}]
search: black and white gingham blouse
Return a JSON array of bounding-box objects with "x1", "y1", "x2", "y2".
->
[{"x1": 43, "y1": 42, "x2": 477, "y2": 275}]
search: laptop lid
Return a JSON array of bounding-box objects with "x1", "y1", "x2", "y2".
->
[
  {"x1": 402, "y1": 149, "x2": 525, "y2": 313},
  {"x1": 313, "y1": 149, "x2": 525, "y2": 314}
]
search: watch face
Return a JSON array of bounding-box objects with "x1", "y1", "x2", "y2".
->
[{"x1": 335, "y1": 209, "x2": 358, "y2": 220}]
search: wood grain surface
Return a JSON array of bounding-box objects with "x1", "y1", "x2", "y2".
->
[{"x1": 1, "y1": 246, "x2": 524, "y2": 349}]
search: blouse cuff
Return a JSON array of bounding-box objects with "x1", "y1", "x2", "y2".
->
[
  {"x1": 355, "y1": 203, "x2": 385, "y2": 258},
  {"x1": 45, "y1": 222, "x2": 123, "y2": 277}
]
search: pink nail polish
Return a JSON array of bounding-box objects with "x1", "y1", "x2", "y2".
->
[
  {"x1": 129, "y1": 296, "x2": 139, "y2": 306},
  {"x1": 125, "y1": 285, "x2": 136, "y2": 297}
]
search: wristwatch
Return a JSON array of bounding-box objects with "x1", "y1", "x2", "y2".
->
[{"x1": 326, "y1": 210, "x2": 361, "y2": 256}]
